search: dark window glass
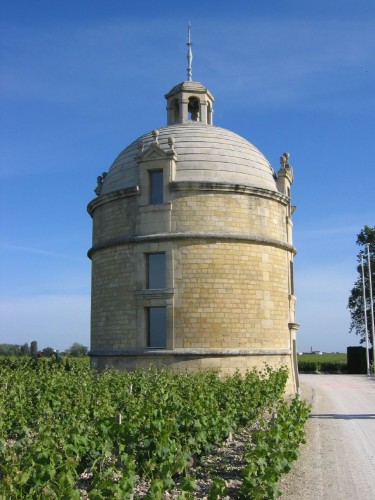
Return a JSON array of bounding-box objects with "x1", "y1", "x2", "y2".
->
[
  {"x1": 148, "y1": 307, "x2": 166, "y2": 348},
  {"x1": 149, "y1": 170, "x2": 163, "y2": 204},
  {"x1": 147, "y1": 253, "x2": 166, "y2": 289}
]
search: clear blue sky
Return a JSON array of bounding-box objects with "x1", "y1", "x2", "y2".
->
[{"x1": 1, "y1": 0, "x2": 374, "y2": 352}]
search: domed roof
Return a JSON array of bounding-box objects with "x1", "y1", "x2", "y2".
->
[
  {"x1": 101, "y1": 123, "x2": 277, "y2": 195},
  {"x1": 165, "y1": 80, "x2": 213, "y2": 99}
]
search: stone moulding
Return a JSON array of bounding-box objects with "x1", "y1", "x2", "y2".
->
[
  {"x1": 89, "y1": 348, "x2": 292, "y2": 357},
  {"x1": 288, "y1": 322, "x2": 300, "y2": 331},
  {"x1": 87, "y1": 231, "x2": 296, "y2": 259},
  {"x1": 169, "y1": 181, "x2": 289, "y2": 205},
  {"x1": 135, "y1": 288, "x2": 175, "y2": 300}
]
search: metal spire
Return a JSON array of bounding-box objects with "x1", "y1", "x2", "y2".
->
[{"x1": 187, "y1": 22, "x2": 193, "y2": 81}]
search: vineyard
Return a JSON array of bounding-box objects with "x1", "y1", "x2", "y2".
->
[
  {"x1": 298, "y1": 353, "x2": 347, "y2": 373},
  {"x1": 0, "y1": 357, "x2": 310, "y2": 498}
]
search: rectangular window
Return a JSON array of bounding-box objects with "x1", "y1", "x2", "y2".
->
[
  {"x1": 147, "y1": 307, "x2": 167, "y2": 348},
  {"x1": 147, "y1": 253, "x2": 166, "y2": 289},
  {"x1": 149, "y1": 170, "x2": 163, "y2": 204}
]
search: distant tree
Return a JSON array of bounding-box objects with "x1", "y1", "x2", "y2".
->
[
  {"x1": 42, "y1": 347, "x2": 55, "y2": 357},
  {"x1": 0, "y1": 344, "x2": 20, "y2": 356},
  {"x1": 30, "y1": 340, "x2": 38, "y2": 358},
  {"x1": 67, "y1": 342, "x2": 88, "y2": 357},
  {"x1": 19, "y1": 343, "x2": 30, "y2": 356},
  {"x1": 348, "y1": 225, "x2": 375, "y2": 346}
]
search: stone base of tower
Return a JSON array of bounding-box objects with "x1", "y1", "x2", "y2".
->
[{"x1": 89, "y1": 349, "x2": 298, "y2": 395}]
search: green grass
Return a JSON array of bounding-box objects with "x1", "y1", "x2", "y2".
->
[{"x1": 298, "y1": 353, "x2": 347, "y2": 363}]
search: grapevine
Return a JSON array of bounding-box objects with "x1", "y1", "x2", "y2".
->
[{"x1": 0, "y1": 357, "x2": 307, "y2": 498}]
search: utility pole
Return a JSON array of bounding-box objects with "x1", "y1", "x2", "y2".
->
[
  {"x1": 360, "y1": 252, "x2": 370, "y2": 375},
  {"x1": 366, "y1": 243, "x2": 375, "y2": 372}
]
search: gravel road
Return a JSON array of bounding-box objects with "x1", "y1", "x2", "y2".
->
[{"x1": 279, "y1": 374, "x2": 375, "y2": 500}]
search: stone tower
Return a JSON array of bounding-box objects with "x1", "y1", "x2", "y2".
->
[{"x1": 88, "y1": 34, "x2": 299, "y2": 393}]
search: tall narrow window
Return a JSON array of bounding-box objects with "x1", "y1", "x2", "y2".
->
[
  {"x1": 290, "y1": 260, "x2": 294, "y2": 295},
  {"x1": 147, "y1": 307, "x2": 167, "y2": 348},
  {"x1": 149, "y1": 170, "x2": 163, "y2": 204},
  {"x1": 147, "y1": 253, "x2": 166, "y2": 289}
]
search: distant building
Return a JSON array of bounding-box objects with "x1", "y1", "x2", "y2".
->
[{"x1": 87, "y1": 31, "x2": 299, "y2": 393}]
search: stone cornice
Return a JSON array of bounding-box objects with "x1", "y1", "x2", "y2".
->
[
  {"x1": 87, "y1": 231, "x2": 297, "y2": 259},
  {"x1": 170, "y1": 181, "x2": 289, "y2": 205},
  {"x1": 89, "y1": 348, "x2": 292, "y2": 357}
]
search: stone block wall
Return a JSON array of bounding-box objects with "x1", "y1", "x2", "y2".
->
[
  {"x1": 91, "y1": 238, "x2": 292, "y2": 353},
  {"x1": 171, "y1": 191, "x2": 287, "y2": 241},
  {"x1": 91, "y1": 245, "x2": 138, "y2": 350},
  {"x1": 89, "y1": 183, "x2": 297, "y2": 393},
  {"x1": 173, "y1": 240, "x2": 290, "y2": 350},
  {"x1": 92, "y1": 195, "x2": 137, "y2": 246}
]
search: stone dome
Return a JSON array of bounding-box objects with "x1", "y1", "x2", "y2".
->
[{"x1": 101, "y1": 123, "x2": 278, "y2": 196}]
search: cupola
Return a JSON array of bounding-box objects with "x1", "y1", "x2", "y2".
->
[{"x1": 165, "y1": 25, "x2": 214, "y2": 125}]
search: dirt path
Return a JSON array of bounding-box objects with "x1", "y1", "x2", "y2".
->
[{"x1": 279, "y1": 374, "x2": 375, "y2": 500}]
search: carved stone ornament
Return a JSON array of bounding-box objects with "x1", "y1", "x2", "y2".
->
[
  {"x1": 94, "y1": 171, "x2": 107, "y2": 196},
  {"x1": 152, "y1": 129, "x2": 159, "y2": 145}
]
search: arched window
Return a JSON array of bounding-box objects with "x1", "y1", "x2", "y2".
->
[
  {"x1": 171, "y1": 99, "x2": 180, "y2": 123},
  {"x1": 188, "y1": 97, "x2": 200, "y2": 121}
]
